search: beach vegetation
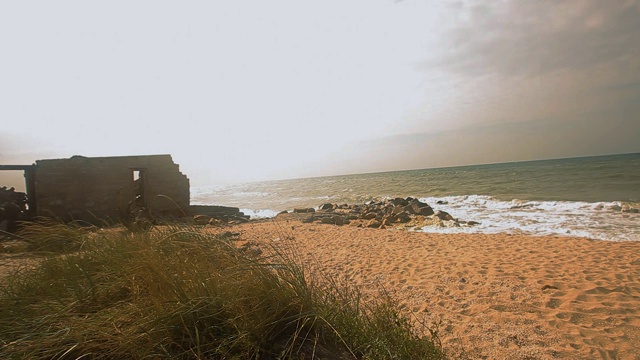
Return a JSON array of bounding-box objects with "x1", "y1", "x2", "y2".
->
[{"x1": 0, "y1": 222, "x2": 443, "y2": 359}]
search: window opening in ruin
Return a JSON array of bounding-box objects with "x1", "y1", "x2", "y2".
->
[{"x1": 0, "y1": 170, "x2": 27, "y2": 193}]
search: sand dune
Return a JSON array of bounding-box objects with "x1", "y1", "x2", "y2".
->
[{"x1": 228, "y1": 217, "x2": 640, "y2": 359}]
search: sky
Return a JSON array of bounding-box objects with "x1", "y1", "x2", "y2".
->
[{"x1": 1, "y1": 0, "x2": 639, "y2": 188}]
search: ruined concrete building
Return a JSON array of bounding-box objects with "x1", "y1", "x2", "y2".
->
[{"x1": 1, "y1": 155, "x2": 190, "y2": 223}]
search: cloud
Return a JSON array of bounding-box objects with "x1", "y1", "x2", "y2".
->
[{"x1": 430, "y1": 0, "x2": 640, "y2": 77}]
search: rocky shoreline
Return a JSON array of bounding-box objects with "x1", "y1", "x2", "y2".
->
[
  {"x1": 188, "y1": 197, "x2": 480, "y2": 231},
  {"x1": 280, "y1": 197, "x2": 480, "y2": 230}
]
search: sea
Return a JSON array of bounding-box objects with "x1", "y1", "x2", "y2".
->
[{"x1": 192, "y1": 153, "x2": 640, "y2": 241}]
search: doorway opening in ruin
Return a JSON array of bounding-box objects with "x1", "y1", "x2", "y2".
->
[{"x1": 131, "y1": 169, "x2": 147, "y2": 208}]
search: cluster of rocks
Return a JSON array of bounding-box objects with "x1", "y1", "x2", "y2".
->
[
  {"x1": 190, "y1": 205, "x2": 250, "y2": 226},
  {"x1": 280, "y1": 197, "x2": 479, "y2": 230}
]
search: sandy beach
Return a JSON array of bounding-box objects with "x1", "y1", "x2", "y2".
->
[
  {"x1": 224, "y1": 216, "x2": 640, "y2": 359},
  {"x1": 1, "y1": 217, "x2": 638, "y2": 359}
]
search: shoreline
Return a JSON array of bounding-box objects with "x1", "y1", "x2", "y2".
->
[
  {"x1": 222, "y1": 218, "x2": 640, "y2": 359},
  {"x1": 193, "y1": 194, "x2": 640, "y2": 242}
]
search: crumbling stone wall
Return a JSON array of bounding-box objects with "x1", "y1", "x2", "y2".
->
[{"x1": 34, "y1": 155, "x2": 190, "y2": 223}]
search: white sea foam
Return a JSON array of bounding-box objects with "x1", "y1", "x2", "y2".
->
[{"x1": 417, "y1": 195, "x2": 640, "y2": 241}]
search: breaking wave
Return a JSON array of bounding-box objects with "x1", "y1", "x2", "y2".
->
[{"x1": 415, "y1": 195, "x2": 640, "y2": 241}]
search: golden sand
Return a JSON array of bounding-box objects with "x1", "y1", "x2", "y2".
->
[
  {"x1": 2, "y1": 219, "x2": 639, "y2": 359},
  {"x1": 227, "y1": 217, "x2": 640, "y2": 359}
]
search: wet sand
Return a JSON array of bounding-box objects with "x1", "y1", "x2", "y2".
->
[{"x1": 227, "y1": 217, "x2": 640, "y2": 359}]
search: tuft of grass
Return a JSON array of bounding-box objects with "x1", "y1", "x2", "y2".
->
[
  {"x1": 0, "y1": 222, "x2": 444, "y2": 359},
  {"x1": 12, "y1": 218, "x2": 95, "y2": 253}
]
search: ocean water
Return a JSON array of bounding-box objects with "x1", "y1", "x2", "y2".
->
[{"x1": 192, "y1": 153, "x2": 640, "y2": 241}]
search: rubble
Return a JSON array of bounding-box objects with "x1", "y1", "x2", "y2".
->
[{"x1": 190, "y1": 205, "x2": 250, "y2": 225}]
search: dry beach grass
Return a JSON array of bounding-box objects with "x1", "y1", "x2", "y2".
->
[
  {"x1": 0, "y1": 223, "x2": 443, "y2": 359},
  {"x1": 227, "y1": 216, "x2": 640, "y2": 359}
]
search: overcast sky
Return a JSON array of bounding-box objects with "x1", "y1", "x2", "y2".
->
[{"x1": 1, "y1": 0, "x2": 639, "y2": 187}]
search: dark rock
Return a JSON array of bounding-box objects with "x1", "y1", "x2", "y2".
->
[
  {"x1": 277, "y1": 210, "x2": 289, "y2": 215},
  {"x1": 193, "y1": 214, "x2": 211, "y2": 225},
  {"x1": 409, "y1": 200, "x2": 434, "y2": 216},
  {"x1": 191, "y1": 205, "x2": 243, "y2": 217},
  {"x1": 395, "y1": 212, "x2": 411, "y2": 223},
  {"x1": 391, "y1": 197, "x2": 409, "y2": 207},
  {"x1": 403, "y1": 204, "x2": 416, "y2": 215},
  {"x1": 361, "y1": 212, "x2": 378, "y2": 220},
  {"x1": 230, "y1": 215, "x2": 249, "y2": 223},
  {"x1": 190, "y1": 205, "x2": 250, "y2": 223},
  {"x1": 293, "y1": 208, "x2": 315, "y2": 213},
  {"x1": 366, "y1": 219, "x2": 381, "y2": 228},
  {"x1": 319, "y1": 203, "x2": 334, "y2": 210},
  {"x1": 433, "y1": 211, "x2": 455, "y2": 221},
  {"x1": 301, "y1": 216, "x2": 315, "y2": 223},
  {"x1": 335, "y1": 216, "x2": 347, "y2": 225}
]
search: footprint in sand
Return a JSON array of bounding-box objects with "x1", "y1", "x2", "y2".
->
[{"x1": 546, "y1": 298, "x2": 562, "y2": 309}]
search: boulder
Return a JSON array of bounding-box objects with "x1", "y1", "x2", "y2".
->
[
  {"x1": 301, "y1": 216, "x2": 315, "y2": 223},
  {"x1": 208, "y1": 218, "x2": 224, "y2": 226},
  {"x1": 320, "y1": 215, "x2": 346, "y2": 225},
  {"x1": 395, "y1": 212, "x2": 411, "y2": 223},
  {"x1": 409, "y1": 200, "x2": 434, "y2": 216},
  {"x1": 293, "y1": 208, "x2": 315, "y2": 213},
  {"x1": 193, "y1": 214, "x2": 211, "y2": 225},
  {"x1": 433, "y1": 210, "x2": 455, "y2": 221},
  {"x1": 230, "y1": 215, "x2": 249, "y2": 223},
  {"x1": 319, "y1": 203, "x2": 334, "y2": 211},
  {"x1": 390, "y1": 197, "x2": 409, "y2": 207},
  {"x1": 366, "y1": 219, "x2": 381, "y2": 228},
  {"x1": 361, "y1": 212, "x2": 378, "y2": 220}
]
